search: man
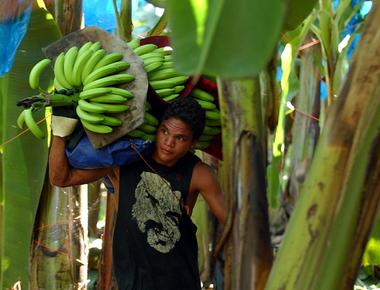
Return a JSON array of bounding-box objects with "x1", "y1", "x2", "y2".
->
[{"x1": 49, "y1": 97, "x2": 225, "y2": 290}]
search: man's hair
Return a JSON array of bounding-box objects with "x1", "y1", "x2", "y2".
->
[{"x1": 161, "y1": 97, "x2": 205, "y2": 139}]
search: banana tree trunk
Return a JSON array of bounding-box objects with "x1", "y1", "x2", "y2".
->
[
  {"x1": 88, "y1": 181, "x2": 101, "y2": 238},
  {"x1": 54, "y1": 0, "x2": 82, "y2": 35},
  {"x1": 218, "y1": 78, "x2": 273, "y2": 290},
  {"x1": 30, "y1": 2, "x2": 88, "y2": 288},
  {"x1": 30, "y1": 185, "x2": 88, "y2": 289},
  {"x1": 265, "y1": 3, "x2": 380, "y2": 289},
  {"x1": 288, "y1": 40, "x2": 321, "y2": 202}
]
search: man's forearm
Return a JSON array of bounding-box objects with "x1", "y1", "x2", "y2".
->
[
  {"x1": 49, "y1": 136, "x2": 71, "y2": 186},
  {"x1": 49, "y1": 136, "x2": 115, "y2": 187}
]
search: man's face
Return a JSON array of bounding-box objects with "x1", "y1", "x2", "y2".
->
[{"x1": 153, "y1": 117, "x2": 197, "y2": 166}]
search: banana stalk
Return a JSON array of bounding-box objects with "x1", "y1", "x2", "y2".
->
[
  {"x1": 113, "y1": 0, "x2": 132, "y2": 41},
  {"x1": 217, "y1": 78, "x2": 272, "y2": 290},
  {"x1": 288, "y1": 38, "x2": 321, "y2": 202},
  {"x1": 265, "y1": 3, "x2": 380, "y2": 289},
  {"x1": 147, "y1": 10, "x2": 168, "y2": 37}
]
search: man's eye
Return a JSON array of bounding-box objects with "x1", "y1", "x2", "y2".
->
[
  {"x1": 161, "y1": 128, "x2": 168, "y2": 134},
  {"x1": 176, "y1": 136, "x2": 185, "y2": 141}
]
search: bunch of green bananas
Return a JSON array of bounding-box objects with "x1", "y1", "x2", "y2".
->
[
  {"x1": 189, "y1": 88, "x2": 221, "y2": 149},
  {"x1": 16, "y1": 92, "x2": 75, "y2": 139},
  {"x1": 20, "y1": 41, "x2": 136, "y2": 137},
  {"x1": 127, "y1": 103, "x2": 159, "y2": 142},
  {"x1": 127, "y1": 40, "x2": 188, "y2": 103}
]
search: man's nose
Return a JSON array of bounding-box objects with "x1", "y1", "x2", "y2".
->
[{"x1": 164, "y1": 136, "x2": 175, "y2": 147}]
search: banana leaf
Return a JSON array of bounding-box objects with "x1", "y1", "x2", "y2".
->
[
  {"x1": 165, "y1": 0, "x2": 285, "y2": 77},
  {"x1": 283, "y1": 0, "x2": 318, "y2": 31},
  {"x1": 0, "y1": 5, "x2": 61, "y2": 289},
  {"x1": 265, "y1": 3, "x2": 380, "y2": 288}
]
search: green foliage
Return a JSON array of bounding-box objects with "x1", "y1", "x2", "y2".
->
[
  {"x1": 283, "y1": 0, "x2": 318, "y2": 31},
  {"x1": 166, "y1": 0, "x2": 286, "y2": 77},
  {"x1": 0, "y1": 6, "x2": 61, "y2": 289}
]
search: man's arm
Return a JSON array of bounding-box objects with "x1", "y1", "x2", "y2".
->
[
  {"x1": 191, "y1": 162, "x2": 226, "y2": 224},
  {"x1": 49, "y1": 136, "x2": 116, "y2": 187}
]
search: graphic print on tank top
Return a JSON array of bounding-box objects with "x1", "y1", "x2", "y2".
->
[{"x1": 131, "y1": 171, "x2": 183, "y2": 253}]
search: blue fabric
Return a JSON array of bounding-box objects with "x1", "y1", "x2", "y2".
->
[
  {"x1": 66, "y1": 134, "x2": 154, "y2": 169},
  {"x1": 66, "y1": 134, "x2": 154, "y2": 193},
  {"x1": 0, "y1": 5, "x2": 31, "y2": 76}
]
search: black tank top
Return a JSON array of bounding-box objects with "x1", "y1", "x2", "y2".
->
[{"x1": 114, "y1": 151, "x2": 202, "y2": 290}]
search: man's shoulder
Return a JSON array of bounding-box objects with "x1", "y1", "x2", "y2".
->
[{"x1": 181, "y1": 151, "x2": 202, "y2": 167}]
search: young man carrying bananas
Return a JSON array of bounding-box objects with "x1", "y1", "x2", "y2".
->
[{"x1": 49, "y1": 97, "x2": 225, "y2": 290}]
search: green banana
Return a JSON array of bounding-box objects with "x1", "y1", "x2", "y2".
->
[
  {"x1": 165, "y1": 75, "x2": 188, "y2": 85},
  {"x1": 163, "y1": 94, "x2": 180, "y2": 102},
  {"x1": 90, "y1": 94, "x2": 127, "y2": 103},
  {"x1": 148, "y1": 68, "x2": 178, "y2": 81},
  {"x1": 29, "y1": 58, "x2": 51, "y2": 89},
  {"x1": 155, "y1": 47, "x2": 173, "y2": 55},
  {"x1": 78, "y1": 99, "x2": 106, "y2": 113},
  {"x1": 134, "y1": 44, "x2": 157, "y2": 56},
  {"x1": 49, "y1": 93, "x2": 74, "y2": 107},
  {"x1": 24, "y1": 108, "x2": 45, "y2": 139},
  {"x1": 127, "y1": 129, "x2": 146, "y2": 138},
  {"x1": 144, "y1": 62, "x2": 163, "y2": 73},
  {"x1": 205, "y1": 119, "x2": 221, "y2": 126},
  {"x1": 144, "y1": 112, "x2": 159, "y2": 126},
  {"x1": 155, "y1": 88, "x2": 175, "y2": 97},
  {"x1": 199, "y1": 134, "x2": 215, "y2": 142},
  {"x1": 16, "y1": 110, "x2": 25, "y2": 129},
  {"x1": 79, "y1": 87, "x2": 112, "y2": 99},
  {"x1": 81, "y1": 49, "x2": 106, "y2": 82},
  {"x1": 191, "y1": 88, "x2": 214, "y2": 102},
  {"x1": 76, "y1": 106, "x2": 105, "y2": 123},
  {"x1": 143, "y1": 57, "x2": 164, "y2": 67},
  {"x1": 145, "y1": 102, "x2": 152, "y2": 111},
  {"x1": 83, "y1": 61, "x2": 130, "y2": 85},
  {"x1": 195, "y1": 141, "x2": 211, "y2": 150},
  {"x1": 164, "y1": 55, "x2": 173, "y2": 61},
  {"x1": 95, "y1": 103, "x2": 129, "y2": 113},
  {"x1": 140, "y1": 52, "x2": 164, "y2": 60},
  {"x1": 83, "y1": 74, "x2": 135, "y2": 91},
  {"x1": 101, "y1": 114, "x2": 123, "y2": 126},
  {"x1": 81, "y1": 119, "x2": 113, "y2": 134},
  {"x1": 93, "y1": 52, "x2": 124, "y2": 71},
  {"x1": 127, "y1": 38, "x2": 140, "y2": 50},
  {"x1": 90, "y1": 41, "x2": 102, "y2": 52},
  {"x1": 139, "y1": 123, "x2": 157, "y2": 134},
  {"x1": 196, "y1": 99, "x2": 216, "y2": 110},
  {"x1": 150, "y1": 79, "x2": 178, "y2": 90},
  {"x1": 205, "y1": 110, "x2": 221, "y2": 120},
  {"x1": 77, "y1": 41, "x2": 93, "y2": 57},
  {"x1": 63, "y1": 46, "x2": 79, "y2": 86},
  {"x1": 109, "y1": 87, "x2": 134, "y2": 98},
  {"x1": 173, "y1": 85, "x2": 185, "y2": 93},
  {"x1": 203, "y1": 125, "x2": 221, "y2": 135},
  {"x1": 54, "y1": 78, "x2": 65, "y2": 91},
  {"x1": 72, "y1": 49, "x2": 92, "y2": 86},
  {"x1": 143, "y1": 134, "x2": 156, "y2": 142},
  {"x1": 54, "y1": 53, "x2": 73, "y2": 89},
  {"x1": 158, "y1": 62, "x2": 174, "y2": 70}
]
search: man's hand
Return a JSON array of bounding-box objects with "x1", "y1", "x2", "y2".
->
[{"x1": 51, "y1": 106, "x2": 79, "y2": 137}]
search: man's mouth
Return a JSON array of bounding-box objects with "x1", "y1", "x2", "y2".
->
[{"x1": 161, "y1": 148, "x2": 172, "y2": 154}]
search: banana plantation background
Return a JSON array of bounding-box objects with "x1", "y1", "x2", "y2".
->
[{"x1": 1, "y1": 0, "x2": 380, "y2": 289}]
